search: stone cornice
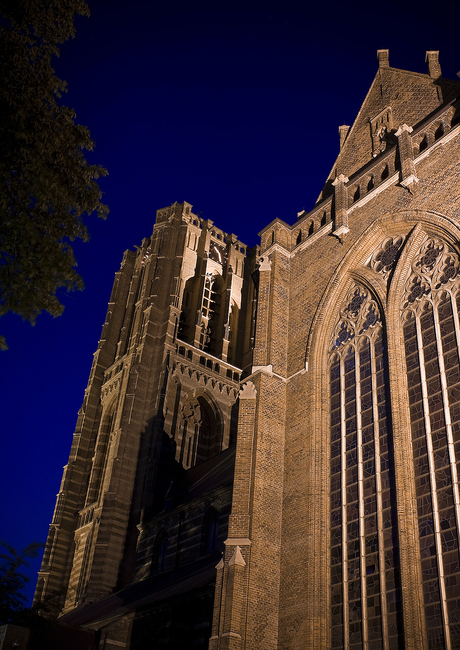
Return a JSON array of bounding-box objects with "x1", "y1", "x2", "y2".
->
[{"x1": 246, "y1": 363, "x2": 307, "y2": 384}]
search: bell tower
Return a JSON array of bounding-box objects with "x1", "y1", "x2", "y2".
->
[{"x1": 35, "y1": 201, "x2": 257, "y2": 613}]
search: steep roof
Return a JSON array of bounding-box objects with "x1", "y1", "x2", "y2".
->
[{"x1": 318, "y1": 51, "x2": 460, "y2": 201}]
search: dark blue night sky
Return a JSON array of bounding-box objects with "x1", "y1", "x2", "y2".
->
[{"x1": 2, "y1": 0, "x2": 460, "y2": 605}]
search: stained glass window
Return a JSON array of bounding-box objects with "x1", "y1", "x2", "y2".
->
[
  {"x1": 402, "y1": 238, "x2": 460, "y2": 649},
  {"x1": 329, "y1": 286, "x2": 403, "y2": 649}
]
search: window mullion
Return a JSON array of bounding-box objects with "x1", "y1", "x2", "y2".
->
[
  {"x1": 341, "y1": 355, "x2": 350, "y2": 650},
  {"x1": 355, "y1": 345, "x2": 368, "y2": 650},
  {"x1": 415, "y1": 313, "x2": 451, "y2": 650},
  {"x1": 192, "y1": 423, "x2": 199, "y2": 467},
  {"x1": 370, "y1": 333, "x2": 389, "y2": 650},
  {"x1": 450, "y1": 292, "x2": 460, "y2": 362},
  {"x1": 433, "y1": 299, "x2": 460, "y2": 557}
]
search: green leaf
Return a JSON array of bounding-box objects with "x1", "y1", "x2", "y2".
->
[{"x1": 0, "y1": 0, "x2": 108, "y2": 346}]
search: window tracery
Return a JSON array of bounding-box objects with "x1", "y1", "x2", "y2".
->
[
  {"x1": 369, "y1": 235, "x2": 404, "y2": 279},
  {"x1": 329, "y1": 233, "x2": 460, "y2": 648},
  {"x1": 329, "y1": 284, "x2": 403, "y2": 649},
  {"x1": 403, "y1": 238, "x2": 460, "y2": 313},
  {"x1": 179, "y1": 396, "x2": 221, "y2": 469},
  {"x1": 331, "y1": 287, "x2": 380, "y2": 351},
  {"x1": 402, "y1": 236, "x2": 460, "y2": 648}
]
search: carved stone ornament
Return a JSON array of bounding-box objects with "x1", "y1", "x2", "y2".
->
[
  {"x1": 402, "y1": 237, "x2": 460, "y2": 314},
  {"x1": 369, "y1": 235, "x2": 404, "y2": 278},
  {"x1": 370, "y1": 106, "x2": 393, "y2": 157},
  {"x1": 258, "y1": 256, "x2": 271, "y2": 272},
  {"x1": 181, "y1": 398, "x2": 202, "y2": 424},
  {"x1": 331, "y1": 286, "x2": 381, "y2": 352},
  {"x1": 239, "y1": 380, "x2": 257, "y2": 400}
]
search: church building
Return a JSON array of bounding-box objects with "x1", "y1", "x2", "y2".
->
[{"x1": 35, "y1": 50, "x2": 460, "y2": 649}]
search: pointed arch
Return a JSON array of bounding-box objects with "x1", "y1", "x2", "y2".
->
[
  {"x1": 387, "y1": 219, "x2": 460, "y2": 648},
  {"x1": 228, "y1": 299, "x2": 240, "y2": 365},
  {"x1": 305, "y1": 223, "x2": 388, "y2": 371},
  {"x1": 178, "y1": 275, "x2": 198, "y2": 344},
  {"x1": 326, "y1": 280, "x2": 403, "y2": 647},
  {"x1": 305, "y1": 210, "x2": 460, "y2": 648},
  {"x1": 179, "y1": 391, "x2": 223, "y2": 469},
  {"x1": 85, "y1": 396, "x2": 118, "y2": 506},
  {"x1": 205, "y1": 274, "x2": 224, "y2": 354},
  {"x1": 305, "y1": 210, "x2": 460, "y2": 370},
  {"x1": 304, "y1": 213, "x2": 443, "y2": 648}
]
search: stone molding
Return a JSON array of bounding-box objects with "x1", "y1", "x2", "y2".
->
[{"x1": 239, "y1": 382, "x2": 257, "y2": 400}]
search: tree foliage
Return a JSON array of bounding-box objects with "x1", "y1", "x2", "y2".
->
[
  {"x1": 0, "y1": 0, "x2": 108, "y2": 349},
  {"x1": 0, "y1": 541, "x2": 43, "y2": 624}
]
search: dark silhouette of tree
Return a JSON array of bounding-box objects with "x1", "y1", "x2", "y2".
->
[
  {"x1": 0, "y1": 0, "x2": 108, "y2": 349},
  {"x1": 0, "y1": 541, "x2": 43, "y2": 624}
]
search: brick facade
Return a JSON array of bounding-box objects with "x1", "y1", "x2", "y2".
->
[{"x1": 36, "y1": 51, "x2": 460, "y2": 649}]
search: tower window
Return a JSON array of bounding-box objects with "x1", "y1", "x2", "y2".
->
[
  {"x1": 200, "y1": 276, "x2": 221, "y2": 353},
  {"x1": 179, "y1": 396, "x2": 222, "y2": 469}
]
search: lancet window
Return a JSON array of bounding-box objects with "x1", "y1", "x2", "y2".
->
[
  {"x1": 179, "y1": 396, "x2": 221, "y2": 469},
  {"x1": 85, "y1": 409, "x2": 116, "y2": 506},
  {"x1": 329, "y1": 233, "x2": 460, "y2": 649},
  {"x1": 200, "y1": 275, "x2": 221, "y2": 353},
  {"x1": 178, "y1": 277, "x2": 195, "y2": 344},
  {"x1": 402, "y1": 238, "x2": 460, "y2": 649},
  {"x1": 329, "y1": 285, "x2": 403, "y2": 649}
]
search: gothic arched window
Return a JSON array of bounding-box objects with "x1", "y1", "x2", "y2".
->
[
  {"x1": 178, "y1": 276, "x2": 196, "y2": 344},
  {"x1": 201, "y1": 275, "x2": 222, "y2": 353},
  {"x1": 401, "y1": 238, "x2": 460, "y2": 649},
  {"x1": 180, "y1": 396, "x2": 222, "y2": 469},
  {"x1": 328, "y1": 231, "x2": 460, "y2": 649},
  {"x1": 329, "y1": 285, "x2": 403, "y2": 648},
  {"x1": 85, "y1": 408, "x2": 116, "y2": 506},
  {"x1": 227, "y1": 301, "x2": 239, "y2": 365}
]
